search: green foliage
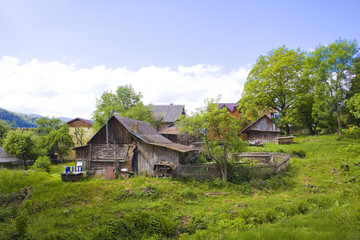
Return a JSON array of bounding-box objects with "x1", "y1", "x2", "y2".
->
[
  {"x1": 92, "y1": 84, "x2": 156, "y2": 131},
  {"x1": 343, "y1": 126, "x2": 360, "y2": 139},
  {"x1": 0, "y1": 135, "x2": 360, "y2": 239},
  {"x1": 35, "y1": 117, "x2": 62, "y2": 135},
  {"x1": 239, "y1": 46, "x2": 306, "y2": 135},
  {"x1": 0, "y1": 119, "x2": 11, "y2": 145},
  {"x1": 35, "y1": 118, "x2": 74, "y2": 159},
  {"x1": 309, "y1": 39, "x2": 358, "y2": 138},
  {"x1": 0, "y1": 107, "x2": 37, "y2": 128},
  {"x1": 31, "y1": 156, "x2": 52, "y2": 173},
  {"x1": 178, "y1": 97, "x2": 247, "y2": 180},
  {"x1": 346, "y1": 93, "x2": 360, "y2": 119},
  {"x1": 2, "y1": 129, "x2": 42, "y2": 169}
]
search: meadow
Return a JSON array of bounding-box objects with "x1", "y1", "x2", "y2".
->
[{"x1": 0, "y1": 134, "x2": 360, "y2": 239}]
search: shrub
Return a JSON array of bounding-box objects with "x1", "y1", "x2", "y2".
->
[
  {"x1": 291, "y1": 150, "x2": 306, "y2": 158},
  {"x1": 344, "y1": 126, "x2": 360, "y2": 139},
  {"x1": 31, "y1": 156, "x2": 51, "y2": 173}
]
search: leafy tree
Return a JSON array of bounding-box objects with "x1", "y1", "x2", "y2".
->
[
  {"x1": 239, "y1": 46, "x2": 306, "y2": 135},
  {"x1": 35, "y1": 117, "x2": 73, "y2": 159},
  {"x1": 178, "y1": 98, "x2": 247, "y2": 181},
  {"x1": 0, "y1": 120, "x2": 11, "y2": 145},
  {"x1": 93, "y1": 84, "x2": 155, "y2": 131},
  {"x1": 346, "y1": 93, "x2": 360, "y2": 119},
  {"x1": 46, "y1": 124, "x2": 74, "y2": 159},
  {"x1": 309, "y1": 39, "x2": 358, "y2": 138},
  {"x1": 35, "y1": 117, "x2": 62, "y2": 135},
  {"x1": 2, "y1": 129, "x2": 41, "y2": 170}
]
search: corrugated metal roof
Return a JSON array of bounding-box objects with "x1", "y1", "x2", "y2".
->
[
  {"x1": 151, "y1": 104, "x2": 185, "y2": 123},
  {"x1": 67, "y1": 117, "x2": 93, "y2": 126},
  {"x1": 218, "y1": 103, "x2": 238, "y2": 112}
]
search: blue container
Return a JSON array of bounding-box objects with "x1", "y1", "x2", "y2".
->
[{"x1": 65, "y1": 167, "x2": 70, "y2": 173}]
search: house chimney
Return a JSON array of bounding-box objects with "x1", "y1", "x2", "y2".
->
[{"x1": 133, "y1": 122, "x2": 138, "y2": 133}]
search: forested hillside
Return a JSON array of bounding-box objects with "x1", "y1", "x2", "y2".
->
[{"x1": 0, "y1": 108, "x2": 37, "y2": 128}]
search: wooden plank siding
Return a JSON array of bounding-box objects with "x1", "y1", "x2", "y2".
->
[{"x1": 137, "y1": 142, "x2": 181, "y2": 176}]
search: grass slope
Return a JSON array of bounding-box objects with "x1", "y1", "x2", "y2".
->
[{"x1": 0, "y1": 134, "x2": 360, "y2": 239}]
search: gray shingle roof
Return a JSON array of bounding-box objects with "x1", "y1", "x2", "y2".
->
[
  {"x1": 151, "y1": 105, "x2": 185, "y2": 123},
  {"x1": 0, "y1": 146, "x2": 20, "y2": 162}
]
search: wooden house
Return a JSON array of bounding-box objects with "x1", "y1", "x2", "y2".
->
[
  {"x1": 74, "y1": 115, "x2": 196, "y2": 176},
  {"x1": 151, "y1": 104, "x2": 186, "y2": 143},
  {"x1": 67, "y1": 118, "x2": 94, "y2": 145},
  {"x1": 0, "y1": 146, "x2": 21, "y2": 168},
  {"x1": 66, "y1": 118, "x2": 94, "y2": 160},
  {"x1": 218, "y1": 103, "x2": 240, "y2": 118},
  {"x1": 241, "y1": 115, "x2": 282, "y2": 142}
]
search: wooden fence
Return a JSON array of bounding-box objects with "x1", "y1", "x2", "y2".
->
[{"x1": 174, "y1": 152, "x2": 290, "y2": 179}]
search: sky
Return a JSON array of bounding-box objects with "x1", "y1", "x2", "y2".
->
[{"x1": 0, "y1": 0, "x2": 359, "y2": 119}]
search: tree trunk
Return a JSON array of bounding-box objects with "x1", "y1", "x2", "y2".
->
[
  {"x1": 222, "y1": 145, "x2": 228, "y2": 181},
  {"x1": 22, "y1": 155, "x2": 28, "y2": 170},
  {"x1": 285, "y1": 124, "x2": 291, "y2": 136},
  {"x1": 336, "y1": 110, "x2": 342, "y2": 139}
]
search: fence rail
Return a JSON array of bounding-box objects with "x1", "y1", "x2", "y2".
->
[{"x1": 174, "y1": 152, "x2": 290, "y2": 179}]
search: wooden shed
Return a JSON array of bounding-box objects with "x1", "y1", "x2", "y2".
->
[
  {"x1": 74, "y1": 115, "x2": 196, "y2": 176},
  {"x1": 241, "y1": 115, "x2": 282, "y2": 142}
]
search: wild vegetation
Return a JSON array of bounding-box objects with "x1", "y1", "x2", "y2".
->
[{"x1": 0, "y1": 134, "x2": 359, "y2": 239}]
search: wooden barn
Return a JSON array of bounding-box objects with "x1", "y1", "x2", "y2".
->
[
  {"x1": 241, "y1": 115, "x2": 282, "y2": 142},
  {"x1": 74, "y1": 115, "x2": 196, "y2": 176}
]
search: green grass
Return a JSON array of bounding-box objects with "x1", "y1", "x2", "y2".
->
[{"x1": 0, "y1": 134, "x2": 360, "y2": 239}]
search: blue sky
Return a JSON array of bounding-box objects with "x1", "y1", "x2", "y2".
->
[{"x1": 0, "y1": 0, "x2": 359, "y2": 118}]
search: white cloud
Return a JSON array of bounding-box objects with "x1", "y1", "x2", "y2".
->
[{"x1": 0, "y1": 57, "x2": 250, "y2": 119}]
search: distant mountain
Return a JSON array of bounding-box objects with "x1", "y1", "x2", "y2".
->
[
  {"x1": 0, "y1": 108, "x2": 38, "y2": 128},
  {"x1": 0, "y1": 108, "x2": 76, "y2": 127},
  {"x1": 59, "y1": 117, "x2": 72, "y2": 122}
]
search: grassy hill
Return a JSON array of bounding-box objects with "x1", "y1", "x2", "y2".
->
[
  {"x1": 0, "y1": 108, "x2": 37, "y2": 128},
  {"x1": 0, "y1": 134, "x2": 359, "y2": 239}
]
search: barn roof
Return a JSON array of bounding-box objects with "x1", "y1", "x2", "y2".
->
[
  {"x1": 218, "y1": 103, "x2": 238, "y2": 113},
  {"x1": 241, "y1": 114, "x2": 282, "y2": 133},
  {"x1": 151, "y1": 104, "x2": 185, "y2": 123},
  {"x1": 67, "y1": 117, "x2": 93, "y2": 127}
]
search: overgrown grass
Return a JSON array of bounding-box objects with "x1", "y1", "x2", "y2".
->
[{"x1": 0, "y1": 134, "x2": 359, "y2": 239}]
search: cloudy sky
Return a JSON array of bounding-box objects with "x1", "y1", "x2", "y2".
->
[{"x1": 1, "y1": 0, "x2": 359, "y2": 119}]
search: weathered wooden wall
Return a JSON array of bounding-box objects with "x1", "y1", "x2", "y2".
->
[
  {"x1": 90, "y1": 117, "x2": 133, "y2": 144},
  {"x1": 137, "y1": 141, "x2": 180, "y2": 176},
  {"x1": 248, "y1": 131, "x2": 281, "y2": 142}
]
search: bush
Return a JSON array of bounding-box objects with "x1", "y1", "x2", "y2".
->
[
  {"x1": 31, "y1": 156, "x2": 51, "y2": 173},
  {"x1": 291, "y1": 150, "x2": 306, "y2": 158},
  {"x1": 344, "y1": 126, "x2": 360, "y2": 139}
]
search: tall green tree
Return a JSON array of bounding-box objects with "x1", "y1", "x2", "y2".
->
[
  {"x1": 178, "y1": 98, "x2": 247, "y2": 181},
  {"x1": 35, "y1": 117, "x2": 73, "y2": 159},
  {"x1": 46, "y1": 124, "x2": 74, "y2": 159},
  {"x1": 3, "y1": 130, "x2": 41, "y2": 170},
  {"x1": 93, "y1": 84, "x2": 155, "y2": 131},
  {"x1": 0, "y1": 120, "x2": 11, "y2": 145},
  {"x1": 239, "y1": 46, "x2": 306, "y2": 135},
  {"x1": 309, "y1": 39, "x2": 358, "y2": 138},
  {"x1": 35, "y1": 117, "x2": 62, "y2": 135}
]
